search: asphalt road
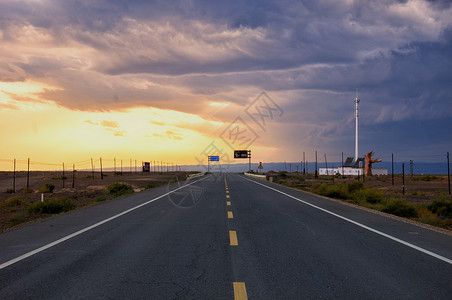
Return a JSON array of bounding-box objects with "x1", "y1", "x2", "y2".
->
[{"x1": 1, "y1": 173, "x2": 451, "y2": 299}]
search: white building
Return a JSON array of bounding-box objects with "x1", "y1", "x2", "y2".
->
[
  {"x1": 319, "y1": 167, "x2": 387, "y2": 176},
  {"x1": 319, "y1": 157, "x2": 388, "y2": 176}
]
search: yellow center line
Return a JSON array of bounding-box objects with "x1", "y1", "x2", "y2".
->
[
  {"x1": 226, "y1": 195, "x2": 230, "y2": 198},
  {"x1": 228, "y1": 211, "x2": 233, "y2": 219},
  {"x1": 227, "y1": 201, "x2": 231, "y2": 206},
  {"x1": 226, "y1": 190, "x2": 229, "y2": 193},
  {"x1": 229, "y1": 231, "x2": 238, "y2": 246},
  {"x1": 233, "y1": 282, "x2": 248, "y2": 300}
]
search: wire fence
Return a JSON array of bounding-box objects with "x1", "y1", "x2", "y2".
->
[{"x1": 0, "y1": 157, "x2": 188, "y2": 194}]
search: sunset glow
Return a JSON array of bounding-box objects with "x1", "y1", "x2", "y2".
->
[{"x1": 1, "y1": 0, "x2": 451, "y2": 171}]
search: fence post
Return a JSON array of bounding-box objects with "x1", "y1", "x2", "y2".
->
[
  {"x1": 72, "y1": 164, "x2": 75, "y2": 188},
  {"x1": 13, "y1": 159, "x2": 16, "y2": 193},
  {"x1": 100, "y1": 157, "x2": 103, "y2": 179},
  {"x1": 448, "y1": 152, "x2": 450, "y2": 195},
  {"x1": 392, "y1": 153, "x2": 394, "y2": 186},
  {"x1": 342, "y1": 152, "x2": 344, "y2": 179},
  {"x1": 91, "y1": 158, "x2": 95, "y2": 180},
  {"x1": 27, "y1": 158, "x2": 30, "y2": 189},
  {"x1": 303, "y1": 151, "x2": 306, "y2": 175},
  {"x1": 315, "y1": 150, "x2": 318, "y2": 178},
  {"x1": 402, "y1": 163, "x2": 405, "y2": 195},
  {"x1": 62, "y1": 162, "x2": 65, "y2": 188},
  {"x1": 324, "y1": 154, "x2": 329, "y2": 176}
]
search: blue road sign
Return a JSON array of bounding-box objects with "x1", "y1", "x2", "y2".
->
[{"x1": 209, "y1": 156, "x2": 220, "y2": 161}]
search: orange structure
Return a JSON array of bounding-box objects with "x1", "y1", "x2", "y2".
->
[{"x1": 364, "y1": 151, "x2": 382, "y2": 176}]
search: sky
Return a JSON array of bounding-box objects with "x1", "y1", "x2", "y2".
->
[{"x1": 1, "y1": 0, "x2": 451, "y2": 171}]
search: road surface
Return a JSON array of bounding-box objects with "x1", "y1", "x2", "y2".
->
[{"x1": 1, "y1": 173, "x2": 452, "y2": 299}]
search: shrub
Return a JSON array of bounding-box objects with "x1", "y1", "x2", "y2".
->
[
  {"x1": 146, "y1": 182, "x2": 158, "y2": 189},
  {"x1": 95, "y1": 196, "x2": 108, "y2": 202},
  {"x1": 6, "y1": 188, "x2": 15, "y2": 193},
  {"x1": 27, "y1": 198, "x2": 76, "y2": 214},
  {"x1": 324, "y1": 184, "x2": 350, "y2": 199},
  {"x1": 353, "y1": 188, "x2": 385, "y2": 204},
  {"x1": 415, "y1": 174, "x2": 437, "y2": 182},
  {"x1": 313, "y1": 183, "x2": 328, "y2": 195},
  {"x1": 4, "y1": 196, "x2": 22, "y2": 207},
  {"x1": 20, "y1": 188, "x2": 34, "y2": 193},
  {"x1": 8, "y1": 214, "x2": 27, "y2": 226},
  {"x1": 106, "y1": 182, "x2": 134, "y2": 196},
  {"x1": 427, "y1": 197, "x2": 452, "y2": 218},
  {"x1": 278, "y1": 171, "x2": 288, "y2": 179},
  {"x1": 347, "y1": 181, "x2": 364, "y2": 193},
  {"x1": 381, "y1": 199, "x2": 418, "y2": 218},
  {"x1": 38, "y1": 183, "x2": 55, "y2": 193},
  {"x1": 334, "y1": 173, "x2": 342, "y2": 178}
]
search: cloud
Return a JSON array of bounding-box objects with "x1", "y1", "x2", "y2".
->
[
  {"x1": 150, "y1": 120, "x2": 166, "y2": 126},
  {"x1": 166, "y1": 130, "x2": 183, "y2": 140},
  {"x1": 84, "y1": 119, "x2": 98, "y2": 125},
  {"x1": 1, "y1": 0, "x2": 452, "y2": 158},
  {"x1": 85, "y1": 118, "x2": 127, "y2": 136},
  {"x1": 100, "y1": 120, "x2": 119, "y2": 128}
]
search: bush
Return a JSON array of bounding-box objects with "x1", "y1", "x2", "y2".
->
[
  {"x1": 347, "y1": 181, "x2": 364, "y2": 193},
  {"x1": 95, "y1": 196, "x2": 108, "y2": 202},
  {"x1": 38, "y1": 183, "x2": 55, "y2": 193},
  {"x1": 145, "y1": 182, "x2": 158, "y2": 189},
  {"x1": 106, "y1": 182, "x2": 134, "y2": 196},
  {"x1": 4, "y1": 196, "x2": 22, "y2": 207},
  {"x1": 353, "y1": 188, "x2": 385, "y2": 204},
  {"x1": 325, "y1": 184, "x2": 350, "y2": 199},
  {"x1": 313, "y1": 183, "x2": 328, "y2": 195},
  {"x1": 27, "y1": 198, "x2": 76, "y2": 214},
  {"x1": 381, "y1": 199, "x2": 418, "y2": 218},
  {"x1": 427, "y1": 197, "x2": 452, "y2": 218},
  {"x1": 8, "y1": 214, "x2": 27, "y2": 226},
  {"x1": 20, "y1": 188, "x2": 33, "y2": 193},
  {"x1": 6, "y1": 188, "x2": 15, "y2": 193},
  {"x1": 278, "y1": 171, "x2": 288, "y2": 179},
  {"x1": 415, "y1": 174, "x2": 438, "y2": 181}
]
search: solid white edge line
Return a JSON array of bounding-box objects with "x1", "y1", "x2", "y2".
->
[
  {"x1": 241, "y1": 175, "x2": 452, "y2": 265},
  {"x1": 0, "y1": 176, "x2": 210, "y2": 270}
]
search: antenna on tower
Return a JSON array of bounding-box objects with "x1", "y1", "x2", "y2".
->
[{"x1": 354, "y1": 89, "x2": 360, "y2": 163}]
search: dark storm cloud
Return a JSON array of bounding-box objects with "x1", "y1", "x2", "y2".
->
[{"x1": 1, "y1": 0, "x2": 451, "y2": 156}]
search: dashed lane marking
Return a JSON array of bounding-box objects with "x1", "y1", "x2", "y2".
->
[
  {"x1": 229, "y1": 231, "x2": 238, "y2": 246},
  {"x1": 228, "y1": 211, "x2": 233, "y2": 219},
  {"x1": 233, "y1": 282, "x2": 248, "y2": 300}
]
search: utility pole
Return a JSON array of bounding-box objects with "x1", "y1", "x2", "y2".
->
[
  {"x1": 315, "y1": 151, "x2": 318, "y2": 178},
  {"x1": 447, "y1": 152, "x2": 450, "y2": 195},
  {"x1": 27, "y1": 158, "x2": 30, "y2": 189},
  {"x1": 62, "y1": 162, "x2": 65, "y2": 188},
  {"x1": 392, "y1": 153, "x2": 394, "y2": 186},
  {"x1": 303, "y1": 151, "x2": 306, "y2": 174},
  {"x1": 341, "y1": 152, "x2": 344, "y2": 178},
  {"x1": 13, "y1": 159, "x2": 16, "y2": 193},
  {"x1": 100, "y1": 157, "x2": 103, "y2": 179},
  {"x1": 72, "y1": 164, "x2": 75, "y2": 188},
  {"x1": 402, "y1": 163, "x2": 405, "y2": 195},
  {"x1": 91, "y1": 158, "x2": 95, "y2": 180}
]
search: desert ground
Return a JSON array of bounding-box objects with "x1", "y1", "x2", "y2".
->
[{"x1": 0, "y1": 170, "x2": 192, "y2": 231}]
